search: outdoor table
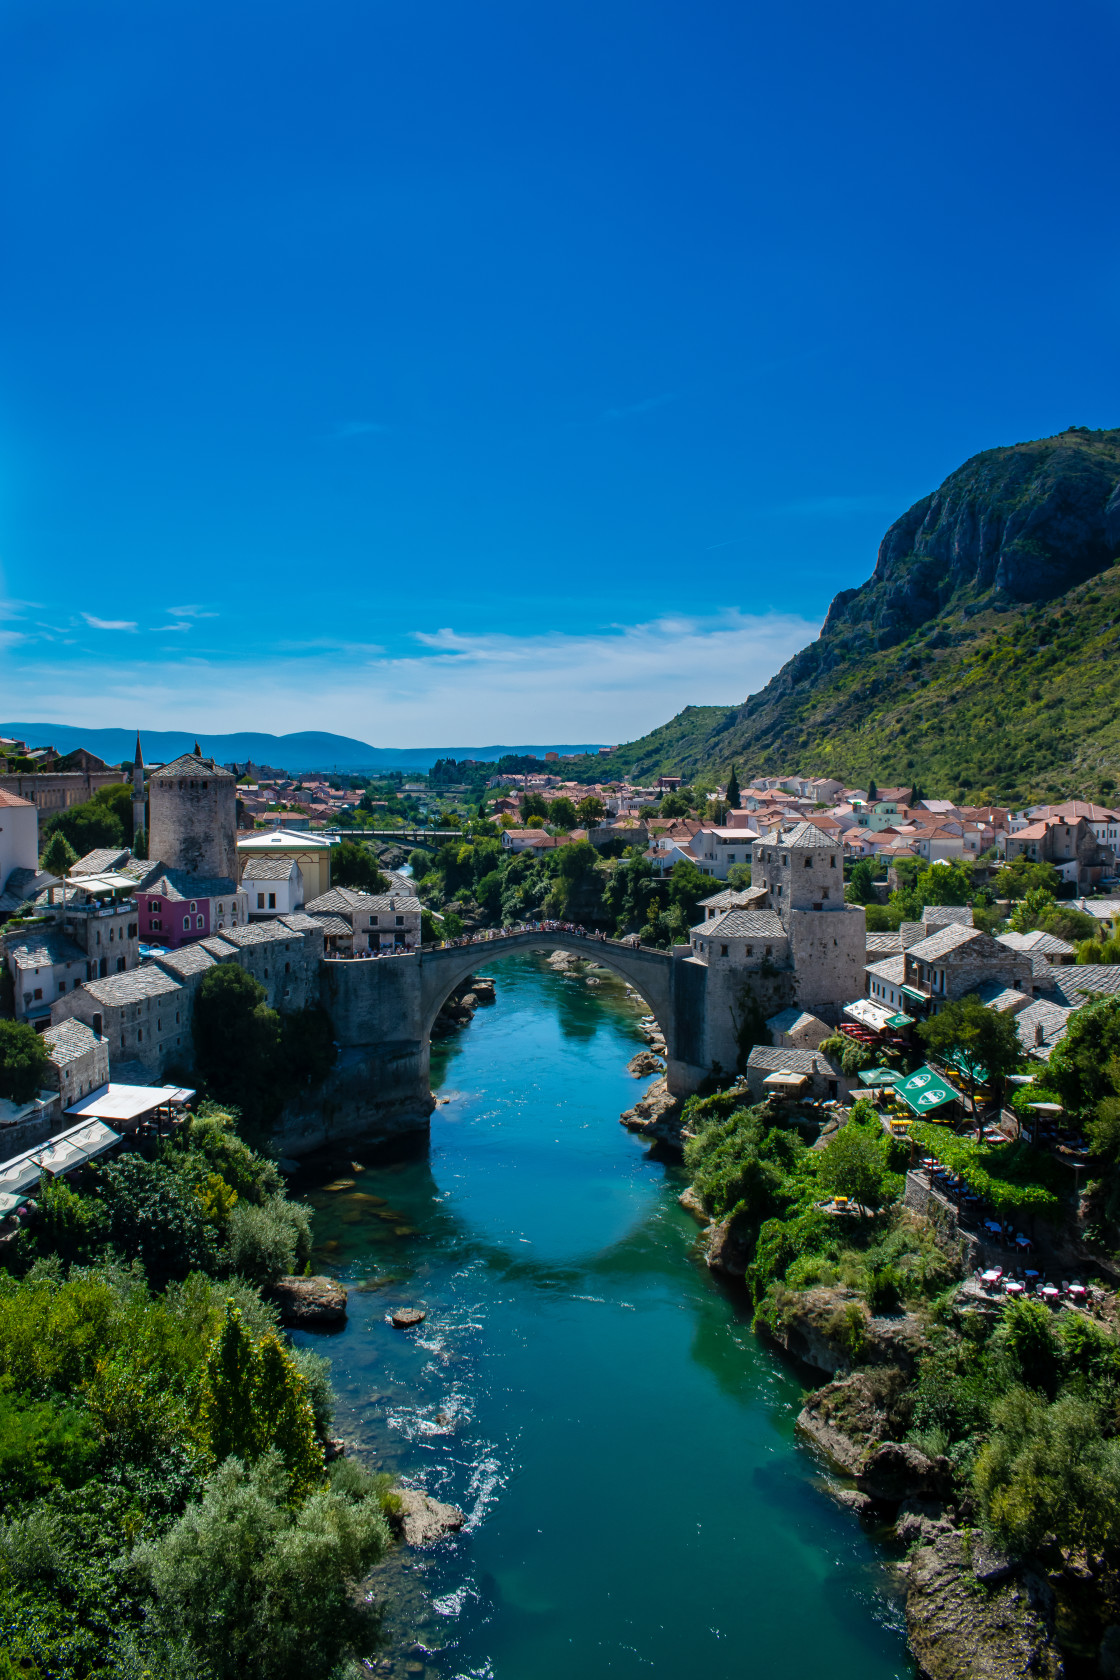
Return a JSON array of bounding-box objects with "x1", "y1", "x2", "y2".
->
[
  {"x1": 1016, "y1": 1235, "x2": 1032, "y2": 1249},
  {"x1": 1004, "y1": 1280, "x2": 1024, "y2": 1295},
  {"x1": 981, "y1": 1269, "x2": 1001, "y2": 1284},
  {"x1": 1068, "y1": 1283, "x2": 1087, "y2": 1298},
  {"x1": 1024, "y1": 1269, "x2": 1040, "y2": 1279},
  {"x1": 1041, "y1": 1284, "x2": 1059, "y2": 1299},
  {"x1": 984, "y1": 1221, "x2": 1002, "y2": 1234}
]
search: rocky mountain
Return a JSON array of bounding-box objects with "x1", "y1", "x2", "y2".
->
[{"x1": 591, "y1": 427, "x2": 1120, "y2": 803}]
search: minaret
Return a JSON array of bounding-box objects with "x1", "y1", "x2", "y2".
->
[{"x1": 131, "y1": 733, "x2": 147, "y2": 848}]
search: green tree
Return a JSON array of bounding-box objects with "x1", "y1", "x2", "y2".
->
[
  {"x1": 994, "y1": 857, "x2": 1062, "y2": 903},
  {"x1": 199, "y1": 1304, "x2": 322, "y2": 1494},
  {"x1": 659, "y1": 790, "x2": 693, "y2": 818},
  {"x1": 817, "y1": 1118, "x2": 895, "y2": 1214},
  {"x1": 548, "y1": 797, "x2": 578, "y2": 831},
  {"x1": 919, "y1": 861, "x2": 974, "y2": 906},
  {"x1": 1048, "y1": 995, "x2": 1120, "y2": 1115},
  {"x1": 846, "y1": 860, "x2": 879, "y2": 904},
  {"x1": 42, "y1": 796, "x2": 125, "y2": 855},
  {"x1": 867, "y1": 779, "x2": 878, "y2": 801},
  {"x1": 1010, "y1": 885, "x2": 1056, "y2": 933},
  {"x1": 0, "y1": 1020, "x2": 49, "y2": 1104},
  {"x1": 726, "y1": 765, "x2": 740, "y2": 808},
  {"x1": 917, "y1": 993, "x2": 1022, "y2": 1112},
  {"x1": 193, "y1": 965, "x2": 283, "y2": 1125},
  {"x1": 136, "y1": 1453, "x2": 389, "y2": 1680},
  {"x1": 39, "y1": 831, "x2": 78, "y2": 879},
  {"x1": 974, "y1": 1388, "x2": 1120, "y2": 1557},
  {"x1": 520, "y1": 792, "x2": 549, "y2": 821},
  {"x1": 91, "y1": 781, "x2": 137, "y2": 841},
  {"x1": 328, "y1": 840, "x2": 389, "y2": 893},
  {"x1": 576, "y1": 795, "x2": 605, "y2": 825}
]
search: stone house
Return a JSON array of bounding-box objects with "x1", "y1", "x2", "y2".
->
[
  {"x1": 41, "y1": 1018, "x2": 110, "y2": 1106},
  {"x1": 50, "y1": 965, "x2": 189, "y2": 1078},
  {"x1": 697, "y1": 887, "x2": 767, "y2": 921},
  {"x1": 132, "y1": 870, "x2": 248, "y2": 948},
  {"x1": 242, "y1": 857, "x2": 305, "y2": 918},
  {"x1": 900, "y1": 923, "x2": 1033, "y2": 1013},
  {"x1": 999, "y1": 816, "x2": 1114, "y2": 890},
  {"x1": 305, "y1": 887, "x2": 420, "y2": 953},
  {"x1": 866, "y1": 953, "x2": 908, "y2": 1013},
  {"x1": 764, "y1": 1007, "x2": 832, "y2": 1050},
  {"x1": 997, "y1": 929, "x2": 1076, "y2": 967},
  {"x1": 5, "y1": 927, "x2": 90, "y2": 1024},
  {"x1": 148, "y1": 752, "x2": 238, "y2": 881},
  {"x1": 744, "y1": 1044, "x2": 849, "y2": 1104}
]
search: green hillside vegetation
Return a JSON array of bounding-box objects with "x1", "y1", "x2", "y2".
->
[{"x1": 563, "y1": 428, "x2": 1120, "y2": 803}]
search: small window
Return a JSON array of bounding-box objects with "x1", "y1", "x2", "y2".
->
[
  {"x1": 58, "y1": 980, "x2": 66, "y2": 994},
  {"x1": 116, "y1": 957, "x2": 125, "y2": 971},
  {"x1": 804, "y1": 855, "x2": 812, "y2": 867},
  {"x1": 196, "y1": 914, "x2": 204, "y2": 928},
  {"x1": 268, "y1": 893, "x2": 276, "y2": 909},
  {"x1": 830, "y1": 855, "x2": 836, "y2": 867},
  {"x1": 190, "y1": 901, "x2": 197, "y2": 913},
  {"x1": 396, "y1": 915, "x2": 404, "y2": 926},
  {"x1": 369, "y1": 915, "x2": 378, "y2": 926},
  {"x1": 157, "y1": 1018, "x2": 161, "y2": 1030},
  {"x1": 765, "y1": 945, "x2": 772, "y2": 956},
  {"x1": 183, "y1": 917, "x2": 190, "y2": 930},
  {"x1": 33, "y1": 988, "x2": 42, "y2": 1001},
  {"x1": 745, "y1": 945, "x2": 753, "y2": 956},
  {"x1": 285, "y1": 961, "x2": 290, "y2": 973},
  {"x1": 175, "y1": 1010, "x2": 180, "y2": 1023},
  {"x1": 137, "y1": 1028, "x2": 142, "y2": 1042},
  {"x1": 257, "y1": 894, "x2": 265, "y2": 909},
  {"x1": 720, "y1": 943, "x2": 728, "y2": 957}
]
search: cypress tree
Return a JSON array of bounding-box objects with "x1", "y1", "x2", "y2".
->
[{"x1": 726, "y1": 764, "x2": 741, "y2": 808}]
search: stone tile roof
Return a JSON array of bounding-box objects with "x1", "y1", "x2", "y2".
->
[
  {"x1": 359, "y1": 894, "x2": 421, "y2": 914},
  {"x1": 42, "y1": 1018, "x2": 102, "y2": 1063},
  {"x1": 71, "y1": 848, "x2": 131, "y2": 876},
  {"x1": 151, "y1": 945, "x2": 220, "y2": 979},
  {"x1": 304, "y1": 887, "x2": 378, "y2": 916},
  {"x1": 765, "y1": 1007, "x2": 828, "y2": 1036},
  {"x1": 1016, "y1": 998, "x2": 1075, "y2": 1056},
  {"x1": 865, "y1": 932, "x2": 903, "y2": 955},
  {"x1": 746, "y1": 1045, "x2": 839, "y2": 1074},
  {"x1": 81, "y1": 967, "x2": 183, "y2": 1006},
  {"x1": 778, "y1": 822, "x2": 839, "y2": 849},
  {"x1": 1049, "y1": 966, "x2": 1120, "y2": 1006},
  {"x1": 119, "y1": 857, "x2": 168, "y2": 890},
  {"x1": 693, "y1": 908, "x2": 787, "y2": 939},
  {"x1": 973, "y1": 983, "x2": 1033, "y2": 1014},
  {"x1": 150, "y1": 753, "x2": 234, "y2": 780},
  {"x1": 998, "y1": 929, "x2": 1076, "y2": 957},
  {"x1": 200, "y1": 936, "x2": 239, "y2": 959},
  {"x1": 240, "y1": 857, "x2": 300, "y2": 881},
  {"x1": 205, "y1": 922, "x2": 304, "y2": 949},
  {"x1": 278, "y1": 913, "x2": 325, "y2": 935},
  {"x1": 6, "y1": 928, "x2": 86, "y2": 970},
  {"x1": 140, "y1": 870, "x2": 239, "y2": 901},
  {"x1": 867, "y1": 954, "x2": 906, "y2": 984},
  {"x1": 906, "y1": 923, "x2": 987, "y2": 961},
  {"x1": 699, "y1": 887, "x2": 767, "y2": 911},
  {"x1": 921, "y1": 905, "x2": 974, "y2": 926},
  {"x1": 308, "y1": 913, "x2": 353, "y2": 937}
]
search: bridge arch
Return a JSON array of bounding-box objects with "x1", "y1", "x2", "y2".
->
[{"x1": 418, "y1": 931, "x2": 700, "y2": 1094}]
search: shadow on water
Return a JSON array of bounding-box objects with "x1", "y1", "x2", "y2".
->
[{"x1": 293, "y1": 952, "x2": 912, "y2": 1680}]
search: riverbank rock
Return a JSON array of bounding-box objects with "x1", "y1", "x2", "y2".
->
[
  {"x1": 627, "y1": 1049, "x2": 664, "y2": 1077},
  {"x1": 391, "y1": 1307, "x2": 426, "y2": 1328},
  {"x1": 678, "y1": 1185, "x2": 708, "y2": 1223},
  {"x1": 271, "y1": 1275, "x2": 348, "y2": 1327},
  {"x1": 906, "y1": 1531, "x2": 1063, "y2": 1680},
  {"x1": 857, "y1": 1442, "x2": 952, "y2": 1504},
  {"x1": 619, "y1": 1076, "x2": 685, "y2": 1149},
  {"x1": 767, "y1": 1286, "x2": 930, "y2": 1378},
  {"x1": 391, "y1": 1487, "x2": 467, "y2": 1547},
  {"x1": 471, "y1": 978, "x2": 496, "y2": 1003},
  {"x1": 705, "y1": 1215, "x2": 752, "y2": 1278},
  {"x1": 797, "y1": 1368, "x2": 911, "y2": 1476},
  {"x1": 549, "y1": 950, "x2": 581, "y2": 970}
]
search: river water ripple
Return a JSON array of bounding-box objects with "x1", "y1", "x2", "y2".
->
[{"x1": 294, "y1": 952, "x2": 913, "y2": 1680}]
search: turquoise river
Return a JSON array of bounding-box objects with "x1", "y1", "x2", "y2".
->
[{"x1": 294, "y1": 952, "x2": 913, "y2": 1680}]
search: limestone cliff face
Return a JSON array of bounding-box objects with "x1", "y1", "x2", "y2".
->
[
  {"x1": 600, "y1": 426, "x2": 1120, "y2": 797},
  {"x1": 815, "y1": 430, "x2": 1120, "y2": 656}
]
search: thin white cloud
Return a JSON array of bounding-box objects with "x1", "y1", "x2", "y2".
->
[
  {"x1": 165, "y1": 604, "x2": 218, "y2": 618},
  {"x1": 153, "y1": 623, "x2": 191, "y2": 633},
  {"x1": 9, "y1": 610, "x2": 819, "y2": 744},
  {"x1": 82, "y1": 613, "x2": 137, "y2": 631}
]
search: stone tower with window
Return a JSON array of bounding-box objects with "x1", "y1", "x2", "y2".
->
[
  {"x1": 147, "y1": 749, "x2": 237, "y2": 880},
  {"x1": 750, "y1": 821, "x2": 866, "y2": 1018}
]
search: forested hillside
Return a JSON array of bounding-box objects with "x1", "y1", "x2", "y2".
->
[{"x1": 585, "y1": 427, "x2": 1120, "y2": 804}]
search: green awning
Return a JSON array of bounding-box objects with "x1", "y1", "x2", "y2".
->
[
  {"x1": 945, "y1": 1050, "x2": 989, "y2": 1084},
  {"x1": 899, "y1": 985, "x2": 928, "y2": 1005},
  {"x1": 857, "y1": 1067, "x2": 903, "y2": 1086},
  {"x1": 886, "y1": 1012, "x2": 914, "y2": 1029},
  {"x1": 895, "y1": 1064, "x2": 962, "y2": 1115}
]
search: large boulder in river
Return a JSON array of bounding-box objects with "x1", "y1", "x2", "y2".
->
[
  {"x1": 391, "y1": 1487, "x2": 467, "y2": 1546},
  {"x1": 906, "y1": 1530, "x2": 1063, "y2": 1680},
  {"x1": 271, "y1": 1275, "x2": 347, "y2": 1327},
  {"x1": 797, "y1": 1367, "x2": 911, "y2": 1476},
  {"x1": 767, "y1": 1285, "x2": 931, "y2": 1378},
  {"x1": 619, "y1": 1075, "x2": 685, "y2": 1149}
]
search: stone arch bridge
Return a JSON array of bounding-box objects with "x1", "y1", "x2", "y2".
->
[{"x1": 309, "y1": 931, "x2": 715, "y2": 1155}]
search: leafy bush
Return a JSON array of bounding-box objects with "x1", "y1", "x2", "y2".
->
[
  {"x1": 974, "y1": 1388, "x2": 1120, "y2": 1556},
  {"x1": 817, "y1": 1116, "x2": 901, "y2": 1213},
  {"x1": 0, "y1": 1022, "x2": 49, "y2": 1106},
  {"x1": 136, "y1": 1452, "x2": 390, "y2": 1680},
  {"x1": 683, "y1": 1103, "x2": 804, "y2": 1221},
  {"x1": 96, "y1": 1157, "x2": 221, "y2": 1286},
  {"x1": 225, "y1": 1197, "x2": 312, "y2": 1286}
]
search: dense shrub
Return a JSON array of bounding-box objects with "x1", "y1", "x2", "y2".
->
[
  {"x1": 226, "y1": 1197, "x2": 312, "y2": 1286},
  {"x1": 0, "y1": 1022, "x2": 48, "y2": 1106}
]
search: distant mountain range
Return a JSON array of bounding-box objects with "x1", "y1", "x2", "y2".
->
[
  {"x1": 589, "y1": 426, "x2": 1120, "y2": 804},
  {"x1": 0, "y1": 726, "x2": 607, "y2": 775}
]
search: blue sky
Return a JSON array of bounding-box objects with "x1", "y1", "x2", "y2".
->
[{"x1": 2, "y1": 0, "x2": 1118, "y2": 745}]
